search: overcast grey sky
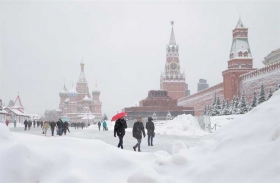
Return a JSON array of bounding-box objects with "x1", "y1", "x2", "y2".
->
[{"x1": 0, "y1": 1, "x2": 279, "y2": 117}]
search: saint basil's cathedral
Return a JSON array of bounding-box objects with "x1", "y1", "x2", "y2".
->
[{"x1": 58, "y1": 61, "x2": 102, "y2": 122}]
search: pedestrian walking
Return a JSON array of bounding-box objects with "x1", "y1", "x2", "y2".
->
[
  {"x1": 146, "y1": 117, "x2": 155, "y2": 146},
  {"x1": 5, "y1": 119, "x2": 9, "y2": 126},
  {"x1": 132, "y1": 117, "x2": 145, "y2": 152},
  {"x1": 28, "y1": 120, "x2": 32, "y2": 130},
  {"x1": 81, "y1": 122, "x2": 84, "y2": 129},
  {"x1": 13, "y1": 119, "x2": 16, "y2": 128},
  {"x1": 98, "y1": 121, "x2": 101, "y2": 131},
  {"x1": 24, "y1": 119, "x2": 28, "y2": 130},
  {"x1": 50, "y1": 121, "x2": 56, "y2": 136},
  {"x1": 37, "y1": 121, "x2": 39, "y2": 128},
  {"x1": 42, "y1": 121, "x2": 49, "y2": 136},
  {"x1": 40, "y1": 121, "x2": 43, "y2": 128},
  {"x1": 114, "y1": 117, "x2": 127, "y2": 149},
  {"x1": 56, "y1": 119, "x2": 63, "y2": 136},
  {"x1": 33, "y1": 120, "x2": 36, "y2": 128},
  {"x1": 63, "y1": 121, "x2": 70, "y2": 135},
  {"x1": 103, "y1": 121, "x2": 107, "y2": 131}
]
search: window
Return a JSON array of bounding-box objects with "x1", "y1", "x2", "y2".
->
[{"x1": 238, "y1": 51, "x2": 242, "y2": 57}]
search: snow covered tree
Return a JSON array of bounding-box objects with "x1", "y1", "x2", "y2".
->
[
  {"x1": 267, "y1": 88, "x2": 273, "y2": 100},
  {"x1": 258, "y1": 84, "x2": 266, "y2": 104},
  {"x1": 213, "y1": 92, "x2": 217, "y2": 106},
  {"x1": 239, "y1": 91, "x2": 248, "y2": 114},
  {"x1": 222, "y1": 99, "x2": 231, "y2": 115},
  {"x1": 251, "y1": 91, "x2": 257, "y2": 109},
  {"x1": 203, "y1": 105, "x2": 207, "y2": 115},
  {"x1": 102, "y1": 113, "x2": 108, "y2": 121},
  {"x1": 232, "y1": 95, "x2": 240, "y2": 114},
  {"x1": 222, "y1": 99, "x2": 226, "y2": 110}
]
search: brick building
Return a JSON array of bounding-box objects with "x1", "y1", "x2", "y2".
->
[{"x1": 123, "y1": 90, "x2": 193, "y2": 120}]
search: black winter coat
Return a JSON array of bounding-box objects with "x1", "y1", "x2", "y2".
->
[
  {"x1": 145, "y1": 121, "x2": 155, "y2": 136},
  {"x1": 114, "y1": 119, "x2": 127, "y2": 136},
  {"x1": 50, "y1": 122, "x2": 56, "y2": 129},
  {"x1": 133, "y1": 122, "x2": 145, "y2": 139}
]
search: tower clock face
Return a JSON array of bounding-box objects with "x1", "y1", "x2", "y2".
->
[{"x1": 169, "y1": 62, "x2": 178, "y2": 71}]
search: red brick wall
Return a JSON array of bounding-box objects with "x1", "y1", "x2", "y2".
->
[
  {"x1": 239, "y1": 62, "x2": 280, "y2": 103},
  {"x1": 178, "y1": 83, "x2": 224, "y2": 116},
  {"x1": 162, "y1": 82, "x2": 186, "y2": 99}
]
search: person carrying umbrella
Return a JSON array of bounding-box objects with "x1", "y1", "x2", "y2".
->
[
  {"x1": 132, "y1": 117, "x2": 145, "y2": 152},
  {"x1": 113, "y1": 112, "x2": 127, "y2": 149}
]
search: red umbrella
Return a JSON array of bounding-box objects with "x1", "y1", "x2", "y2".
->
[{"x1": 111, "y1": 112, "x2": 127, "y2": 121}]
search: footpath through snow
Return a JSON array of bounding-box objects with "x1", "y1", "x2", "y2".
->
[{"x1": 1, "y1": 90, "x2": 280, "y2": 183}]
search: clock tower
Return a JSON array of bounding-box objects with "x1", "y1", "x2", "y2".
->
[{"x1": 160, "y1": 21, "x2": 186, "y2": 100}]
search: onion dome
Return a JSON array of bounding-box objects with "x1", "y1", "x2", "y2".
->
[
  {"x1": 92, "y1": 83, "x2": 100, "y2": 95},
  {"x1": 68, "y1": 88, "x2": 77, "y2": 97},
  {"x1": 59, "y1": 84, "x2": 69, "y2": 98},
  {"x1": 82, "y1": 95, "x2": 91, "y2": 103}
]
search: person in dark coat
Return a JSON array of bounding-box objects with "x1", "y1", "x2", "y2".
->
[
  {"x1": 81, "y1": 122, "x2": 84, "y2": 129},
  {"x1": 98, "y1": 121, "x2": 101, "y2": 131},
  {"x1": 114, "y1": 117, "x2": 127, "y2": 149},
  {"x1": 132, "y1": 117, "x2": 145, "y2": 152},
  {"x1": 40, "y1": 121, "x2": 43, "y2": 128},
  {"x1": 28, "y1": 120, "x2": 32, "y2": 130},
  {"x1": 37, "y1": 121, "x2": 39, "y2": 128},
  {"x1": 33, "y1": 120, "x2": 36, "y2": 128},
  {"x1": 56, "y1": 119, "x2": 63, "y2": 136},
  {"x1": 24, "y1": 119, "x2": 28, "y2": 130},
  {"x1": 63, "y1": 122, "x2": 70, "y2": 135},
  {"x1": 50, "y1": 121, "x2": 56, "y2": 136},
  {"x1": 146, "y1": 117, "x2": 155, "y2": 146}
]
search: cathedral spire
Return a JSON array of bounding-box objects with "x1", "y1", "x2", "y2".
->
[
  {"x1": 78, "y1": 60, "x2": 87, "y2": 83},
  {"x1": 235, "y1": 17, "x2": 245, "y2": 28},
  {"x1": 169, "y1": 21, "x2": 176, "y2": 45}
]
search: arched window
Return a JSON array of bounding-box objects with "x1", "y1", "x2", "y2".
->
[
  {"x1": 244, "y1": 51, "x2": 248, "y2": 57},
  {"x1": 172, "y1": 46, "x2": 175, "y2": 52},
  {"x1": 238, "y1": 51, "x2": 242, "y2": 57}
]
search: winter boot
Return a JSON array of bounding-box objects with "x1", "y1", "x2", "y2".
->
[{"x1": 133, "y1": 147, "x2": 136, "y2": 151}]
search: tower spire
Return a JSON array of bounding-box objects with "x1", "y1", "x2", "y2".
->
[{"x1": 169, "y1": 21, "x2": 176, "y2": 45}]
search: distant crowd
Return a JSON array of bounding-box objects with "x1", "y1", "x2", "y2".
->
[{"x1": 22, "y1": 119, "x2": 90, "y2": 136}]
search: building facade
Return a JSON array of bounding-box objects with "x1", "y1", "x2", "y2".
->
[{"x1": 58, "y1": 61, "x2": 102, "y2": 122}]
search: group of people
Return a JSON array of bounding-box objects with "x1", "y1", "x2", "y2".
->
[
  {"x1": 71, "y1": 122, "x2": 87, "y2": 129},
  {"x1": 114, "y1": 116, "x2": 155, "y2": 152},
  {"x1": 24, "y1": 120, "x2": 44, "y2": 130},
  {"x1": 97, "y1": 121, "x2": 107, "y2": 131},
  {"x1": 23, "y1": 119, "x2": 70, "y2": 136}
]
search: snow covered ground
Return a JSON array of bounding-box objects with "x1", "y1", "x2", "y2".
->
[
  {"x1": 1, "y1": 90, "x2": 280, "y2": 183},
  {"x1": 156, "y1": 114, "x2": 209, "y2": 136},
  {"x1": 210, "y1": 115, "x2": 240, "y2": 131}
]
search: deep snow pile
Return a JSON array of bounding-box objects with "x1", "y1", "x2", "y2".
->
[
  {"x1": 156, "y1": 114, "x2": 209, "y2": 136},
  {"x1": 150, "y1": 89, "x2": 280, "y2": 183}
]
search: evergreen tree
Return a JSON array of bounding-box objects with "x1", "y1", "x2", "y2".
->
[
  {"x1": 267, "y1": 88, "x2": 273, "y2": 100},
  {"x1": 222, "y1": 99, "x2": 226, "y2": 110},
  {"x1": 239, "y1": 91, "x2": 248, "y2": 114},
  {"x1": 251, "y1": 91, "x2": 257, "y2": 109},
  {"x1": 213, "y1": 92, "x2": 217, "y2": 106},
  {"x1": 232, "y1": 96, "x2": 240, "y2": 114},
  {"x1": 102, "y1": 114, "x2": 108, "y2": 121},
  {"x1": 203, "y1": 105, "x2": 207, "y2": 115},
  {"x1": 258, "y1": 84, "x2": 266, "y2": 104},
  {"x1": 222, "y1": 99, "x2": 231, "y2": 115}
]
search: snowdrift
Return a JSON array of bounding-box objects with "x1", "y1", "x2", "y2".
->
[
  {"x1": 156, "y1": 114, "x2": 209, "y2": 136},
  {"x1": 0, "y1": 90, "x2": 279, "y2": 183}
]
